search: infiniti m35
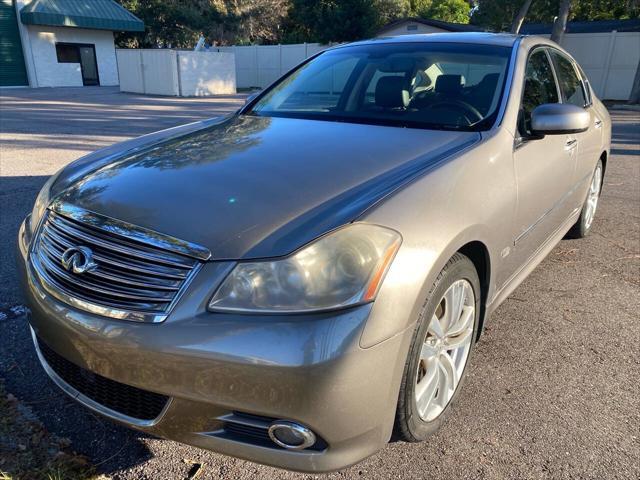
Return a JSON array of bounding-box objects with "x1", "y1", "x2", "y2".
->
[{"x1": 18, "y1": 33, "x2": 610, "y2": 472}]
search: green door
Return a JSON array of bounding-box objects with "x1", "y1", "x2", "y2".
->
[{"x1": 0, "y1": 0, "x2": 28, "y2": 86}]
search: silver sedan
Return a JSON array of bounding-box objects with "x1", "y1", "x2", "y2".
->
[{"x1": 18, "y1": 32, "x2": 611, "y2": 472}]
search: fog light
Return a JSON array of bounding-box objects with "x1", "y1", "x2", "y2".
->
[{"x1": 267, "y1": 421, "x2": 316, "y2": 450}]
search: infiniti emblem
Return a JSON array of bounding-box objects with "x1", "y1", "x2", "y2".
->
[{"x1": 61, "y1": 246, "x2": 98, "y2": 274}]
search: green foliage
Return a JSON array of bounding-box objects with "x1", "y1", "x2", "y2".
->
[
  {"x1": 284, "y1": 0, "x2": 380, "y2": 43},
  {"x1": 410, "y1": 0, "x2": 433, "y2": 17},
  {"x1": 116, "y1": 0, "x2": 223, "y2": 48},
  {"x1": 428, "y1": 0, "x2": 471, "y2": 23},
  {"x1": 410, "y1": 0, "x2": 471, "y2": 24},
  {"x1": 571, "y1": 0, "x2": 640, "y2": 20},
  {"x1": 375, "y1": 0, "x2": 412, "y2": 24},
  {"x1": 471, "y1": 0, "x2": 640, "y2": 31},
  {"x1": 115, "y1": 0, "x2": 639, "y2": 47}
]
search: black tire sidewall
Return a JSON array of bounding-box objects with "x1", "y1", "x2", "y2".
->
[{"x1": 396, "y1": 254, "x2": 481, "y2": 441}]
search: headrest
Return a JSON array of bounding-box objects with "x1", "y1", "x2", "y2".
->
[
  {"x1": 478, "y1": 73, "x2": 500, "y2": 88},
  {"x1": 375, "y1": 76, "x2": 410, "y2": 109},
  {"x1": 435, "y1": 74, "x2": 464, "y2": 95}
]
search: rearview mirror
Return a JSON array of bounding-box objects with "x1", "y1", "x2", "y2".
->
[{"x1": 531, "y1": 103, "x2": 590, "y2": 135}]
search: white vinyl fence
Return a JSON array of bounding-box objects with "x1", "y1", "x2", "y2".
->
[
  {"x1": 215, "y1": 43, "x2": 329, "y2": 89},
  {"x1": 117, "y1": 32, "x2": 639, "y2": 100},
  {"x1": 116, "y1": 49, "x2": 236, "y2": 96},
  {"x1": 216, "y1": 33, "x2": 638, "y2": 99}
]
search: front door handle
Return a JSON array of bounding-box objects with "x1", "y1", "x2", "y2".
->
[
  {"x1": 594, "y1": 118, "x2": 603, "y2": 129},
  {"x1": 565, "y1": 138, "x2": 578, "y2": 151}
]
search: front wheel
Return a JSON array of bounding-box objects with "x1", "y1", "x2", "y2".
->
[
  {"x1": 566, "y1": 159, "x2": 603, "y2": 239},
  {"x1": 394, "y1": 253, "x2": 480, "y2": 442}
]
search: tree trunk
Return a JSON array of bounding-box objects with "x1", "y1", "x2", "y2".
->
[
  {"x1": 510, "y1": 0, "x2": 534, "y2": 34},
  {"x1": 629, "y1": 59, "x2": 640, "y2": 104},
  {"x1": 550, "y1": 0, "x2": 570, "y2": 44}
]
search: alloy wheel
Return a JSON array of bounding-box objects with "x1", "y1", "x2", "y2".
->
[
  {"x1": 584, "y1": 164, "x2": 602, "y2": 230},
  {"x1": 415, "y1": 279, "x2": 475, "y2": 422}
]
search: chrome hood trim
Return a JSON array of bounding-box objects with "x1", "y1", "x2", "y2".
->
[{"x1": 50, "y1": 201, "x2": 211, "y2": 261}]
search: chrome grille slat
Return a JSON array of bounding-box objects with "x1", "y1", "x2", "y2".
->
[
  {"x1": 39, "y1": 237, "x2": 181, "y2": 291},
  {"x1": 37, "y1": 248, "x2": 174, "y2": 303},
  {"x1": 43, "y1": 225, "x2": 189, "y2": 280},
  {"x1": 48, "y1": 213, "x2": 195, "y2": 269},
  {"x1": 34, "y1": 260, "x2": 169, "y2": 312},
  {"x1": 31, "y1": 206, "x2": 206, "y2": 323}
]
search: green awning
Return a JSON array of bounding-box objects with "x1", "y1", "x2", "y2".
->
[{"x1": 20, "y1": 0, "x2": 144, "y2": 32}]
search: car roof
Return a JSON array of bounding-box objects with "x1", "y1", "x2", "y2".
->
[{"x1": 340, "y1": 32, "x2": 520, "y2": 49}]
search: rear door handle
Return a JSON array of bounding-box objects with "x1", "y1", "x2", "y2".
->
[{"x1": 594, "y1": 118, "x2": 603, "y2": 129}]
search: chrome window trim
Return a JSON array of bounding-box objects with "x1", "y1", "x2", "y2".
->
[
  {"x1": 546, "y1": 47, "x2": 590, "y2": 109},
  {"x1": 494, "y1": 36, "x2": 522, "y2": 129},
  {"x1": 30, "y1": 327, "x2": 172, "y2": 427},
  {"x1": 50, "y1": 200, "x2": 212, "y2": 261}
]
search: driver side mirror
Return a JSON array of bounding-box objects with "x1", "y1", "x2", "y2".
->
[{"x1": 531, "y1": 103, "x2": 590, "y2": 136}]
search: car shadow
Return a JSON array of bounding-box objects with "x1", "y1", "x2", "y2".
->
[
  {"x1": 0, "y1": 310, "x2": 156, "y2": 475},
  {"x1": 0, "y1": 173, "x2": 155, "y2": 474}
]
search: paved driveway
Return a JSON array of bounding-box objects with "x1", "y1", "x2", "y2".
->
[{"x1": 0, "y1": 87, "x2": 638, "y2": 479}]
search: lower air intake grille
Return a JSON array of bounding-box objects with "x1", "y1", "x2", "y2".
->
[
  {"x1": 37, "y1": 337, "x2": 169, "y2": 422},
  {"x1": 222, "y1": 412, "x2": 328, "y2": 451}
]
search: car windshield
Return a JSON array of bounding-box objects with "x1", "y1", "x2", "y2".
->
[{"x1": 248, "y1": 42, "x2": 512, "y2": 131}]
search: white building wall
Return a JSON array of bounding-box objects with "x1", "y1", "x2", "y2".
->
[{"x1": 24, "y1": 25, "x2": 118, "y2": 87}]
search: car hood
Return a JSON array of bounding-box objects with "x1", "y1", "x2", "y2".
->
[{"x1": 54, "y1": 115, "x2": 478, "y2": 260}]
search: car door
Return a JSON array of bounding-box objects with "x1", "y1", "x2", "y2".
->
[
  {"x1": 508, "y1": 47, "x2": 577, "y2": 273},
  {"x1": 549, "y1": 50, "x2": 601, "y2": 205}
]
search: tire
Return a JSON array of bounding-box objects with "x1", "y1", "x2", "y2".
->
[
  {"x1": 394, "y1": 253, "x2": 480, "y2": 442},
  {"x1": 566, "y1": 159, "x2": 603, "y2": 239}
]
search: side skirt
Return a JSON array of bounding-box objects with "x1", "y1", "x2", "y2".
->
[{"x1": 483, "y1": 208, "x2": 581, "y2": 322}]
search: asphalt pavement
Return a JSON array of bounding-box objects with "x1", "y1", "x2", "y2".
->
[{"x1": 0, "y1": 87, "x2": 638, "y2": 479}]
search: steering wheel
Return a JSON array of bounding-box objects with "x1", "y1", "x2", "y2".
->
[{"x1": 428, "y1": 100, "x2": 484, "y2": 124}]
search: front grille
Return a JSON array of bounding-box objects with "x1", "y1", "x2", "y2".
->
[
  {"x1": 37, "y1": 336, "x2": 169, "y2": 421},
  {"x1": 31, "y1": 208, "x2": 203, "y2": 322}
]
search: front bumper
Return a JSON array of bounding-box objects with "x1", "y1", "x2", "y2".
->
[{"x1": 17, "y1": 218, "x2": 412, "y2": 472}]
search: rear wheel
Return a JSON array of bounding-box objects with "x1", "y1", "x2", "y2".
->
[
  {"x1": 566, "y1": 159, "x2": 603, "y2": 239},
  {"x1": 394, "y1": 253, "x2": 480, "y2": 442}
]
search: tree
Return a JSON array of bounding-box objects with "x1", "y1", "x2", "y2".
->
[
  {"x1": 428, "y1": 0, "x2": 471, "y2": 23},
  {"x1": 510, "y1": 0, "x2": 534, "y2": 33},
  {"x1": 410, "y1": 0, "x2": 471, "y2": 23},
  {"x1": 284, "y1": 0, "x2": 379, "y2": 43},
  {"x1": 410, "y1": 0, "x2": 433, "y2": 17},
  {"x1": 375, "y1": 0, "x2": 411, "y2": 26},
  {"x1": 472, "y1": 0, "x2": 640, "y2": 32},
  {"x1": 550, "y1": 0, "x2": 570, "y2": 43}
]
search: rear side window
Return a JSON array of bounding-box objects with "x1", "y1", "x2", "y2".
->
[
  {"x1": 519, "y1": 49, "x2": 559, "y2": 136},
  {"x1": 550, "y1": 51, "x2": 587, "y2": 108}
]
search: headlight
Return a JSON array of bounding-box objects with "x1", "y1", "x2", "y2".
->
[
  {"x1": 209, "y1": 224, "x2": 402, "y2": 313},
  {"x1": 29, "y1": 176, "x2": 54, "y2": 233}
]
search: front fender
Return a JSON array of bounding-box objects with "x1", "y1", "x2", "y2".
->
[{"x1": 358, "y1": 129, "x2": 516, "y2": 349}]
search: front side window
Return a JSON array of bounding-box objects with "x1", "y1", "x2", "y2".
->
[
  {"x1": 550, "y1": 51, "x2": 587, "y2": 108},
  {"x1": 519, "y1": 49, "x2": 559, "y2": 136},
  {"x1": 248, "y1": 43, "x2": 512, "y2": 131}
]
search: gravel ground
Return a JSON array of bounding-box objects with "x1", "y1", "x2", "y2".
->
[{"x1": 1, "y1": 87, "x2": 638, "y2": 480}]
